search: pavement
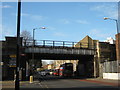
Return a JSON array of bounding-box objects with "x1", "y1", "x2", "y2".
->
[
  {"x1": 80, "y1": 78, "x2": 120, "y2": 87},
  {"x1": 1, "y1": 77, "x2": 120, "y2": 90}
]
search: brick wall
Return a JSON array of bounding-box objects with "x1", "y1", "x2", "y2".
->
[{"x1": 116, "y1": 33, "x2": 120, "y2": 61}]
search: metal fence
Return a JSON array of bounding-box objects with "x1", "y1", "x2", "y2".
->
[
  {"x1": 24, "y1": 40, "x2": 96, "y2": 49},
  {"x1": 102, "y1": 61, "x2": 119, "y2": 73}
]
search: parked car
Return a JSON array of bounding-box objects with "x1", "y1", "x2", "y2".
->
[
  {"x1": 49, "y1": 69, "x2": 54, "y2": 75},
  {"x1": 45, "y1": 69, "x2": 50, "y2": 75},
  {"x1": 38, "y1": 70, "x2": 47, "y2": 76}
]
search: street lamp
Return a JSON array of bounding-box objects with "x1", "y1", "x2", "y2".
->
[
  {"x1": 32, "y1": 27, "x2": 46, "y2": 74},
  {"x1": 104, "y1": 17, "x2": 120, "y2": 72},
  {"x1": 103, "y1": 17, "x2": 119, "y2": 34},
  {"x1": 33, "y1": 27, "x2": 46, "y2": 46}
]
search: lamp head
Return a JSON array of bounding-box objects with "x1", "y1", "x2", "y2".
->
[
  {"x1": 41, "y1": 27, "x2": 46, "y2": 29},
  {"x1": 104, "y1": 17, "x2": 109, "y2": 20}
]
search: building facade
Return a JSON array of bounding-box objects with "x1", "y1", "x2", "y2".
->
[
  {"x1": 43, "y1": 64, "x2": 54, "y2": 70},
  {"x1": 104, "y1": 37, "x2": 115, "y2": 44},
  {"x1": 54, "y1": 35, "x2": 116, "y2": 78},
  {"x1": 116, "y1": 33, "x2": 120, "y2": 61},
  {"x1": 1, "y1": 37, "x2": 23, "y2": 80}
]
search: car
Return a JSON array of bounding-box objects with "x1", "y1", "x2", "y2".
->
[
  {"x1": 38, "y1": 70, "x2": 47, "y2": 76},
  {"x1": 41, "y1": 71, "x2": 46, "y2": 76},
  {"x1": 45, "y1": 69, "x2": 50, "y2": 75},
  {"x1": 49, "y1": 69, "x2": 54, "y2": 75},
  {"x1": 49, "y1": 71, "x2": 53, "y2": 75}
]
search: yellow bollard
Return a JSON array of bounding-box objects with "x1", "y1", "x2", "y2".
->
[{"x1": 30, "y1": 76, "x2": 33, "y2": 83}]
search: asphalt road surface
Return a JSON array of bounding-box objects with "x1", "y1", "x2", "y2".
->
[{"x1": 20, "y1": 75, "x2": 119, "y2": 90}]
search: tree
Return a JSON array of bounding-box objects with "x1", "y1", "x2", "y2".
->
[{"x1": 20, "y1": 30, "x2": 32, "y2": 46}]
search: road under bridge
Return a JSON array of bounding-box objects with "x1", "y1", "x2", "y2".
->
[{"x1": 21, "y1": 40, "x2": 97, "y2": 80}]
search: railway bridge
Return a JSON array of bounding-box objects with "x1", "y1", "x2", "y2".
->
[
  {"x1": 24, "y1": 40, "x2": 96, "y2": 59},
  {"x1": 22, "y1": 40, "x2": 97, "y2": 78}
]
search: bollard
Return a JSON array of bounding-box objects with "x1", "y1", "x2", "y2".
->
[{"x1": 30, "y1": 76, "x2": 33, "y2": 83}]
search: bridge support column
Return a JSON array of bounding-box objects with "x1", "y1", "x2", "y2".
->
[
  {"x1": 20, "y1": 55, "x2": 27, "y2": 81},
  {"x1": 35, "y1": 59, "x2": 42, "y2": 70},
  {"x1": 77, "y1": 60, "x2": 86, "y2": 77},
  {"x1": 26, "y1": 61, "x2": 29, "y2": 80},
  {"x1": 93, "y1": 55, "x2": 99, "y2": 78}
]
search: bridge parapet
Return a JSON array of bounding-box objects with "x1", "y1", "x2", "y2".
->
[
  {"x1": 25, "y1": 46, "x2": 95, "y2": 55},
  {"x1": 25, "y1": 40, "x2": 96, "y2": 49}
]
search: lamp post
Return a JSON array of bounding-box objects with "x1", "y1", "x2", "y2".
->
[
  {"x1": 104, "y1": 17, "x2": 119, "y2": 34},
  {"x1": 104, "y1": 17, "x2": 120, "y2": 71},
  {"x1": 33, "y1": 27, "x2": 46, "y2": 46},
  {"x1": 32, "y1": 27, "x2": 46, "y2": 73}
]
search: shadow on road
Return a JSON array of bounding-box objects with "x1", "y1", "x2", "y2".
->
[
  {"x1": 36, "y1": 75, "x2": 93, "y2": 82},
  {"x1": 2, "y1": 76, "x2": 119, "y2": 90}
]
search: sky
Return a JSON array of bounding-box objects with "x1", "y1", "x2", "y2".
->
[{"x1": 1, "y1": 1, "x2": 119, "y2": 63}]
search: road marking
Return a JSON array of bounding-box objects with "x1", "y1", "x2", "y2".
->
[
  {"x1": 39, "y1": 75, "x2": 49, "y2": 89},
  {"x1": 78, "y1": 79, "x2": 119, "y2": 87},
  {"x1": 38, "y1": 83, "x2": 44, "y2": 88},
  {"x1": 40, "y1": 82, "x2": 49, "y2": 89}
]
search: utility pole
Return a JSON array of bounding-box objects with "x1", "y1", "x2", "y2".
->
[{"x1": 15, "y1": 0, "x2": 21, "y2": 90}]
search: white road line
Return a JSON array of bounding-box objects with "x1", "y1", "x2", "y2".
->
[{"x1": 39, "y1": 75, "x2": 49, "y2": 89}]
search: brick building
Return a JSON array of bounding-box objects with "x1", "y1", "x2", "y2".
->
[
  {"x1": 115, "y1": 33, "x2": 120, "y2": 61},
  {"x1": 54, "y1": 35, "x2": 116, "y2": 77},
  {"x1": 1, "y1": 36, "x2": 23, "y2": 80}
]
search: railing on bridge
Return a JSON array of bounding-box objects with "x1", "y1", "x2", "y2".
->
[
  {"x1": 24, "y1": 40, "x2": 96, "y2": 55},
  {"x1": 24, "y1": 40, "x2": 96, "y2": 49}
]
